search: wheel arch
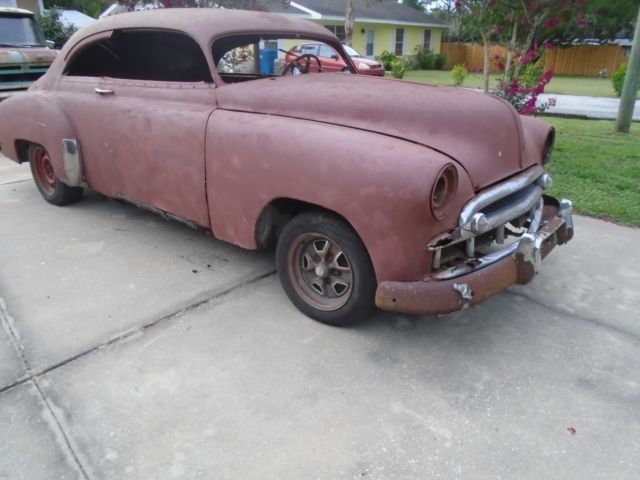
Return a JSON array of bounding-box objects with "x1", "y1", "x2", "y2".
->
[
  {"x1": 0, "y1": 93, "x2": 77, "y2": 184},
  {"x1": 255, "y1": 197, "x2": 369, "y2": 251}
]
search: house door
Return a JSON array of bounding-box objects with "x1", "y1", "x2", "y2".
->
[{"x1": 366, "y1": 29, "x2": 375, "y2": 57}]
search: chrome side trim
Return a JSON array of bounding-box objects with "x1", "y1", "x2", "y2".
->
[
  {"x1": 62, "y1": 138, "x2": 83, "y2": 186},
  {"x1": 459, "y1": 165, "x2": 544, "y2": 228}
]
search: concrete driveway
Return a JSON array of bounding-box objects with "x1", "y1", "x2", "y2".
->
[{"x1": 1, "y1": 156, "x2": 639, "y2": 479}]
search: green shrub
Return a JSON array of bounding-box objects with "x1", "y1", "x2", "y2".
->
[
  {"x1": 36, "y1": 7, "x2": 77, "y2": 49},
  {"x1": 434, "y1": 53, "x2": 447, "y2": 70},
  {"x1": 380, "y1": 51, "x2": 397, "y2": 71},
  {"x1": 451, "y1": 63, "x2": 468, "y2": 86},
  {"x1": 390, "y1": 58, "x2": 408, "y2": 79},
  {"x1": 416, "y1": 51, "x2": 435, "y2": 69},
  {"x1": 520, "y1": 62, "x2": 545, "y2": 89},
  {"x1": 613, "y1": 63, "x2": 628, "y2": 97}
]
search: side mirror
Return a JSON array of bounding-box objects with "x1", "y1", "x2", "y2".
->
[
  {"x1": 46, "y1": 40, "x2": 55, "y2": 48},
  {"x1": 331, "y1": 54, "x2": 339, "y2": 60}
]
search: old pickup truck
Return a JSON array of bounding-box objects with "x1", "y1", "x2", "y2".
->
[{"x1": 0, "y1": 7, "x2": 57, "y2": 99}]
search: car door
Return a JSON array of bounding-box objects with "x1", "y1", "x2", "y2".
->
[
  {"x1": 318, "y1": 44, "x2": 346, "y2": 72},
  {"x1": 57, "y1": 29, "x2": 215, "y2": 228}
]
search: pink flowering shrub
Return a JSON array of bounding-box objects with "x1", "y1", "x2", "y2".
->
[{"x1": 491, "y1": 69, "x2": 556, "y2": 115}]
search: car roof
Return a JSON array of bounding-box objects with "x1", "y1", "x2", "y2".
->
[{"x1": 76, "y1": 8, "x2": 337, "y2": 45}]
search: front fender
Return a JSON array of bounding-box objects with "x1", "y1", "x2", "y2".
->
[
  {"x1": 206, "y1": 111, "x2": 474, "y2": 283},
  {"x1": 0, "y1": 91, "x2": 76, "y2": 184}
]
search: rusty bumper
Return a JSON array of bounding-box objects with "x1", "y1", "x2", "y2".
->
[{"x1": 375, "y1": 202, "x2": 574, "y2": 315}]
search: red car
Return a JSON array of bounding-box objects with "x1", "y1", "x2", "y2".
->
[
  {"x1": 285, "y1": 43, "x2": 385, "y2": 76},
  {"x1": 0, "y1": 9, "x2": 574, "y2": 326}
]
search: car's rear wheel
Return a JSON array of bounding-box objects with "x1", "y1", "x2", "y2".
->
[
  {"x1": 29, "y1": 144, "x2": 83, "y2": 205},
  {"x1": 276, "y1": 212, "x2": 376, "y2": 326},
  {"x1": 341, "y1": 67, "x2": 352, "y2": 74}
]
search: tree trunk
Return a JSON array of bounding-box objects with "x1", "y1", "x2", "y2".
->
[
  {"x1": 512, "y1": 17, "x2": 541, "y2": 83},
  {"x1": 345, "y1": 0, "x2": 355, "y2": 46},
  {"x1": 481, "y1": 31, "x2": 491, "y2": 93},
  {"x1": 615, "y1": 5, "x2": 640, "y2": 133},
  {"x1": 503, "y1": 19, "x2": 518, "y2": 86}
]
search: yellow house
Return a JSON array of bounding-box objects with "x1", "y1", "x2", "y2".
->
[{"x1": 266, "y1": 0, "x2": 449, "y2": 59}]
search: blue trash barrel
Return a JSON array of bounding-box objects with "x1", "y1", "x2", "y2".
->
[{"x1": 259, "y1": 49, "x2": 277, "y2": 75}]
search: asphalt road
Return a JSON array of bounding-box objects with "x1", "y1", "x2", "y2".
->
[
  {"x1": 538, "y1": 93, "x2": 640, "y2": 121},
  {"x1": 1, "y1": 156, "x2": 639, "y2": 479}
]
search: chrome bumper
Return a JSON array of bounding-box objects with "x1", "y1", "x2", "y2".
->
[
  {"x1": 427, "y1": 166, "x2": 574, "y2": 280},
  {"x1": 375, "y1": 194, "x2": 574, "y2": 315}
]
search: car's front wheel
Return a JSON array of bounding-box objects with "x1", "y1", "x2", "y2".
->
[
  {"x1": 276, "y1": 212, "x2": 376, "y2": 326},
  {"x1": 29, "y1": 144, "x2": 83, "y2": 206}
]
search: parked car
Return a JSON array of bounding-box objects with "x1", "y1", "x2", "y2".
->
[
  {"x1": 0, "y1": 9, "x2": 574, "y2": 325},
  {"x1": 285, "y1": 42, "x2": 385, "y2": 76},
  {"x1": 0, "y1": 7, "x2": 57, "y2": 100}
]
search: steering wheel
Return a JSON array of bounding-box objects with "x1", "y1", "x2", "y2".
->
[{"x1": 282, "y1": 54, "x2": 323, "y2": 76}]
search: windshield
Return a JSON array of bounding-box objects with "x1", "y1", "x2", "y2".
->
[
  {"x1": 213, "y1": 34, "x2": 353, "y2": 82},
  {"x1": 0, "y1": 14, "x2": 46, "y2": 47},
  {"x1": 343, "y1": 45, "x2": 360, "y2": 57}
]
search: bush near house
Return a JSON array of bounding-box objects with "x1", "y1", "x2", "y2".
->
[
  {"x1": 451, "y1": 63, "x2": 468, "y2": 86},
  {"x1": 415, "y1": 51, "x2": 447, "y2": 70},
  {"x1": 379, "y1": 51, "x2": 397, "y2": 71},
  {"x1": 390, "y1": 58, "x2": 408, "y2": 79}
]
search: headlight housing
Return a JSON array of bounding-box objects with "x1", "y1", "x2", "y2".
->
[
  {"x1": 357, "y1": 62, "x2": 370, "y2": 70},
  {"x1": 430, "y1": 164, "x2": 458, "y2": 220},
  {"x1": 543, "y1": 128, "x2": 555, "y2": 164}
]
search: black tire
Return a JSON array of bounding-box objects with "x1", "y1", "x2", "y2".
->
[
  {"x1": 276, "y1": 212, "x2": 376, "y2": 326},
  {"x1": 28, "y1": 144, "x2": 83, "y2": 206}
]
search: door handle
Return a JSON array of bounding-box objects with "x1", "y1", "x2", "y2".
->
[{"x1": 94, "y1": 88, "x2": 114, "y2": 95}]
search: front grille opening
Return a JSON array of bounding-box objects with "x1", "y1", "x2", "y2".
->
[{"x1": 432, "y1": 215, "x2": 531, "y2": 272}]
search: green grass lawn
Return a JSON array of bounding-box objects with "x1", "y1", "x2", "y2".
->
[
  {"x1": 403, "y1": 70, "x2": 639, "y2": 98},
  {"x1": 543, "y1": 117, "x2": 639, "y2": 226}
]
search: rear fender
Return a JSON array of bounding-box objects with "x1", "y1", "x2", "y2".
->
[{"x1": 0, "y1": 92, "x2": 78, "y2": 185}]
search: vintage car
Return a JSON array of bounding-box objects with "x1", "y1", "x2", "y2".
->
[{"x1": 0, "y1": 9, "x2": 574, "y2": 325}]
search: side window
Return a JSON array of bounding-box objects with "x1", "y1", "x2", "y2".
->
[
  {"x1": 217, "y1": 44, "x2": 259, "y2": 75},
  {"x1": 300, "y1": 44, "x2": 319, "y2": 56},
  {"x1": 318, "y1": 45, "x2": 337, "y2": 58},
  {"x1": 65, "y1": 29, "x2": 212, "y2": 83}
]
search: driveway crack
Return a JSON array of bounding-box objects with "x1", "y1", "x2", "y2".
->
[
  {"x1": 0, "y1": 298, "x2": 91, "y2": 480},
  {"x1": 505, "y1": 289, "x2": 640, "y2": 344},
  {"x1": 0, "y1": 269, "x2": 276, "y2": 478}
]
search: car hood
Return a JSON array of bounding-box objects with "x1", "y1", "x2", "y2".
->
[
  {"x1": 0, "y1": 46, "x2": 57, "y2": 65},
  {"x1": 351, "y1": 56, "x2": 382, "y2": 67},
  {"x1": 216, "y1": 74, "x2": 534, "y2": 191}
]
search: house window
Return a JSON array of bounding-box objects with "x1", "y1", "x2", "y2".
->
[
  {"x1": 394, "y1": 28, "x2": 405, "y2": 56},
  {"x1": 324, "y1": 25, "x2": 346, "y2": 42},
  {"x1": 423, "y1": 29, "x2": 432, "y2": 52},
  {"x1": 366, "y1": 29, "x2": 374, "y2": 57}
]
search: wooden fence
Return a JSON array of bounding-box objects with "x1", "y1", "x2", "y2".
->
[{"x1": 441, "y1": 43, "x2": 627, "y2": 76}]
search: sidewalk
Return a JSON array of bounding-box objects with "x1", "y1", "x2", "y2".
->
[{"x1": 538, "y1": 93, "x2": 640, "y2": 121}]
